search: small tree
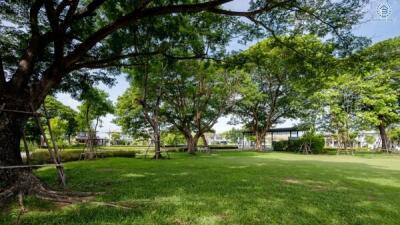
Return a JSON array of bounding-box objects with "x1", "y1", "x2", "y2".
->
[
  {"x1": 111, "y1": 132, "x2": 122, "y2": 145},
  {"x1": 115, "y1": 59, "x2": 168, "y2": 159},
  {"x1": 365, "y1": 135, "x2": 376, "y2": 148},
  {"x1": 78, "y1": 88, "x2": 114, "y2": 158},
  {"x1": 44, "y1": 96, "x2": 79, "y2": 145}
]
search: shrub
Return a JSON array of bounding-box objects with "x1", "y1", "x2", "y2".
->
[
  {"x1": 272, "y1": 141, "x2": 289, "y2": 151},
  {"x1": 273, "y1": 133, "x2": 325, "y2": 154},
  {"x1": 30, "y1": 149, "x2": 136, "y2": 165},
  {"x1": 300, "y1": 133, "x2": 325, "y2": 154}
]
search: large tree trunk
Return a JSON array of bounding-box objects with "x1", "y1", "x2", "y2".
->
[
  {"x1": 255, "y1": 131, "x2": 265, "y2": 151},
  {"x1": 185, "y1": 135, "x2": 198, "y2": 154},
  {"x1": 378, "y1": 123, "x2": 389, "y2": 152},
  {"x1": 0, "y1": 112, "x2": 25, "y2": 188},
  {"x1": 0, "y1": 110, "x2": 95, "y2": 207}
]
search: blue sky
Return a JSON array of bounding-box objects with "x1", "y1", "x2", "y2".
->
[{"x1": 56, "y1": 0, "x2": 400, "y2": 134}]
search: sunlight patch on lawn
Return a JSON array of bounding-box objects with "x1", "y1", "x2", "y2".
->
[
  {"x1": 228, "y1": 165, "x2": 249, "y2": 169},
  {"x1": 122, "y1": 173, "x2": 146, "y2": 178},
  {"x1": 348, "y1": 177, "x2": 400, "y2": 188}
]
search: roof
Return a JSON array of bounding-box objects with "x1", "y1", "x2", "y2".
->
[{"x1": 242, "y1": 127, "x2": 303, "y2": 134}]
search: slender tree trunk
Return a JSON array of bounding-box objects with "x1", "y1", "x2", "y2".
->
[
  {"x1": 201, "y1": 134, "x2": 208, "y2": 148},
  {"x1": 378, "y1": 123, "x2": 388, "y2": 152},
  {"x1": 153, "y1": 125, "x2": 162, "y2": 160}
]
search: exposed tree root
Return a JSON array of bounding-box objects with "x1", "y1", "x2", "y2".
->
[{"x1": 0, "y1": 170, "x2": 99, "y2": 208}]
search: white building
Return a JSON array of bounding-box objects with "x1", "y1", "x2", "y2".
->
[{"x1": 324, "y1": 130, "x2": 397, "y2": 150}]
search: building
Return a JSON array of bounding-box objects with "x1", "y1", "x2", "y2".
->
[
  {"x1": 75, "y1": 132, "x2": 109, "y2": 146},
  {"x1": 239, "y1": 127, "x2": 305, "y2": 150},
  {"x1": 323, "y1": 130, "x2": 400, "y2": 150}
]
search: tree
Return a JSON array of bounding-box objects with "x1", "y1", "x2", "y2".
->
[
  {"x1": 115, "y1": 59, "x2": 168, "y2": 159},
  {"x1": 388, "y1": 127, "x2": 400, "y2": 148},
  {"x1": 353, "y1": 38, "x2": 400, "y2": 150},
  {"x1": 161, "y1": 131, "x2": 186, "y2": 146},
  {"x1": 314, "y1": 69, "x2": 399, "y2": 152},
  {"x1": 356, "y1": 70, "x2": 400, "y2": 151},
  {"x1": 313, "y1": 73, "x2": 361, "y2": 153},
  {"x1": 44, "y1": 96, "x2": 79, "y2": 145},
  {"x1": 77, "y1": 87, "x2": 114, "y2": 158},
  {"x1": 111, "y1": 132, "x2": 121, "y2": 145},
  {"x1": 231, "y1": 36, "x2": 335, "y2": 150},
  {"x1": 22, "y1": 96, "x2": 78, "y2": 146},
  {"x1": 221, "y1": 128, "x2": 243, "y2": 144},
  {"x1": 0, "y1": 0, "x2": 367, "y2": 203},
  {"x1": 163, "y1": 60, "x2": 242, "y2": 154},
  {"x1": 365, "y1": 135, "x2": 376, "y2": 147}
]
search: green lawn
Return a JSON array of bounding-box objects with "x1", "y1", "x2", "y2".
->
[{"x1": 2, "y1": 152, "x2": 400, "y2": 225}]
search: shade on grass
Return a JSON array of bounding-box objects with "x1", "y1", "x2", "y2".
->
[{"x1": 2, "y1": 152, "x2": 400, "y2": 225}]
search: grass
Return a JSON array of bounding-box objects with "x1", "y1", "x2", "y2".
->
[{"x1": 2, "y1": 151, "x2": 400, "y2": 225}]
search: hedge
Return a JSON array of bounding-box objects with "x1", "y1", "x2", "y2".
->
[
  {"x1": 272, "y1": 134, "x2": 325, "y2": 154},
  {"x1": 29, "y1": 149, "x2": 136, "y2": 165}
]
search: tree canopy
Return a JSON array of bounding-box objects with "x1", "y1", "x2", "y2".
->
[{"x1": 230, "y1": 35, "x2": 336, "y2": 150}]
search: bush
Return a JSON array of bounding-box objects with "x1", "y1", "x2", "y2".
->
[
  {"x1": 272, "y1": 141, "x2": 289, "y2": 151},
  {"x1": 300, "y1": 133, "x2": 325, "y2": 154},
  {"x1": 272, "y1": 133, "x2": 325, "y2": 154},
  {"x1": 30, "y1": 149, "x2": 136, "y2": 165}
]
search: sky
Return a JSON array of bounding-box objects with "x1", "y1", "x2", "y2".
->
[{"x1": 56, "y1": 0, "x2": 400, "y2": 134}]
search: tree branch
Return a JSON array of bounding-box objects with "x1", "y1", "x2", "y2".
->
[
  {"x1": 44, "y1": 0, "x2": 58, "y2": 33},
  {"x1": 208, "y1": 0, "x2": 293, "y2": 17},
  {"x1": 65, "y1": 0, "x2": 233, "y2": 67},
  {"x1": 55, "y1": 0, "x2": 70, "y2": 17},
  {"x1": 72, "y1": 0, "x2": 108, "y2": 20},
  {"x1": 245, "y1": 15, "x2": 305, "y2": 58},
  {"x1": 71, "y1": 51, "x2": 161, "y2": 70},
  {"x1": 10, "y1": 0, "x2": 45, "y2": 89}
]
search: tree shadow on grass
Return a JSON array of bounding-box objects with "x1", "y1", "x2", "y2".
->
[{"x1": 2, "y1": 155, "x2": 400, "y2": 225}]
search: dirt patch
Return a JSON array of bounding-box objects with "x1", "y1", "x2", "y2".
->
[
  {"x1": 283, "y1": 178, "x2": 329, "y2": 191},
  {"x1": 283, "y1": 178, "x2": 303, "y2": 184}
]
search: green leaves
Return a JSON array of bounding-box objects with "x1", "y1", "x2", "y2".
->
[
  {"x1": 231, "y1": 35, "x2": 335, "y2": 134},
  {"x1": 77, "y1": 87, "x2": 114, "y2": 131}
]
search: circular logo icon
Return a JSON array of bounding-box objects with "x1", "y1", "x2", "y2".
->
[{"x1": 376, "y1": 1, "x2": 392, "y2": 19}]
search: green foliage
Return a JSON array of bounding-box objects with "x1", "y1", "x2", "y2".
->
[
  {"x1": 272, "y1": 141, "x2": 289, "y2": 152},
  {"x1": 356, "y1": 70, "x2": 400, "y2": 129},
  {"x1": 163, "y1": 60, "x2": 244, "y2": 136},
  {"x1": 77, "y1": 87, "x2": 114, "y2": 131},
  {"x1": 365, "y1": 135, "x2": 376, "y2": 145},
  {"x1": 30, "y1": 149, "x2": 135, "y2": 165},
  {"x1": 273, "y1": 133, "x2": 325, "y2": 154},
  {"x1": 310, "y1": 37, "x2": 400, "y2": 149},
  {"x1": 161, "y1": 132, "x2": 185, "y2": 146},
  {"x1": 389, "y1": 128, "x2": 400, "y2": 142},
  {"x1": 115, "y1": 58, "x2": 168, "y2": 139},
  {"x1": 23, "y1": 96, "x2": 78, "y2": 145},
  {"x1": 230, "y1": 36, "x2": 335, "y2": 143},
  {"x1": 49, "y1": 117, "x2": 68, "y2": 142},
  {"x1": 221, "y1": 128, "x2": 243, "y2": 144}
]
